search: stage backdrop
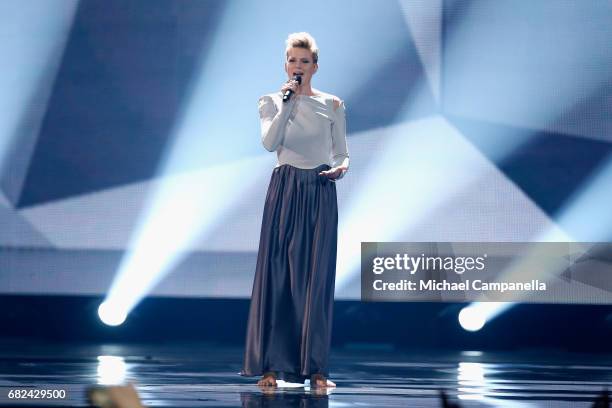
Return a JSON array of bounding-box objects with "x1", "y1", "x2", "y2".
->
[{"x1": 1, "y1": 0, "x2": 611, "y2": 301}]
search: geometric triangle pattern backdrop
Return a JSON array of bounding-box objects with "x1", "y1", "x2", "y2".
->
[{"x1": 1, "y1": 0, "x2": 611, "y2": 298}]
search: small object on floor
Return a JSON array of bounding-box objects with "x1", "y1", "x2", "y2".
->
[{"x1": 87, "y1": 382, "x2": 145, "y2": 408}]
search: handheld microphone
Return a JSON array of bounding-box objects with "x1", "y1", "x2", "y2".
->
[{"x1": 282, "y1": 75, "x2": 302, "y2": 103}]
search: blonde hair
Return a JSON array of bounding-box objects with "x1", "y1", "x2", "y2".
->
[{"x1": 285, "y1": 32, "x2": 319, "y2": 64}]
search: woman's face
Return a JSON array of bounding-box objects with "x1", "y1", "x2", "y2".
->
[{"x1": 285, "y1": 47, "x2": 317, "y2": 85}]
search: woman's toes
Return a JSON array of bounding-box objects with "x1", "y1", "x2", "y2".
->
[
  {"x1": 257, "y1": 373, "x2": 277, "y2": 387},
  {"x1": 311, "y1": 375, "x2": 336, "y2": 388}
]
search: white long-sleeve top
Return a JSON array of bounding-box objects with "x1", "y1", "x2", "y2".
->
[{"x1": 258, "y1": 92, "x2": 349, "y2": 169}]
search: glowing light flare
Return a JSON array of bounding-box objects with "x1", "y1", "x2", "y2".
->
[
  {"x1": 102, "y1": 155, "x2": 270, "y2": 322},
  {"x1": 458, "y1": 306, "x2": 485, "y2": 332},
  {"x1": 463, "y1": 156, "x2": 612, "y2": 326},
  {"x1": 98, "y1": 301, "x2": 127, "y2": 327}
]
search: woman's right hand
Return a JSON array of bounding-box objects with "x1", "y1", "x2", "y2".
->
[{"x1": 280, "y1": 78, "x2": 300, "y2": 95}]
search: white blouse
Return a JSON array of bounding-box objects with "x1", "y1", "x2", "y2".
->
[{"x1": 258, "y1": 92, "x2": 349, "y2": 170}]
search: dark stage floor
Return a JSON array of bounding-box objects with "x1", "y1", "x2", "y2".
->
[{"x1": 0, "y1": 340, "x2": 611, "y2": 407}]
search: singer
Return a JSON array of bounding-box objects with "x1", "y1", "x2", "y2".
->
[{"x1": 240, "y1": 32, "x2": 349, "y2": 388}]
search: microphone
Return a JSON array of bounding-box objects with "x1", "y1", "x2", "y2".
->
[{"x1": 282, "y1": 75, "x2": 302, "y2": 103}]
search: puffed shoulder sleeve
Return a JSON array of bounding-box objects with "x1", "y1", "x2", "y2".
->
[
  {"x1": 331, "y1": 99, "x2": 349, "y2": 168},
  {"x1": 258, "y1": 95, "x2": 277, "y2": 119},
  {"x1": 258, "y1": 94, "x2": 296, "y2": 152}
]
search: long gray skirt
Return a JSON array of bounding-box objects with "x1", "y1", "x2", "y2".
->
[{"x1": 241, "y1": 164, "x2": 338, "y2": 379}]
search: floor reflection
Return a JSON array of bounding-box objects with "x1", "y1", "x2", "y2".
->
[
  {"x1": 0, "y1": 342, "x2": 610, "y2": 407},
  {"x1": 241, "y1": 387, "x2": 331, "y2": 408}
]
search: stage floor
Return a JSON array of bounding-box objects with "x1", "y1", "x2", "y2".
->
[{"x1": 0, "y1": 340, "x2": 610, "y2": 407}]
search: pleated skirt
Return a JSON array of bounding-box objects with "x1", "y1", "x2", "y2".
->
[{"x1": 241, "y1": 164, "x2": 338, "y2": 379}]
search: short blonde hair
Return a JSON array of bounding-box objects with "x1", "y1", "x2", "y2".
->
[{"x1": 285, "y1": 32, "x2": 319, "y2": 64}]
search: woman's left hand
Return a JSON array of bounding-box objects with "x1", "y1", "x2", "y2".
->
[{"x1": 319, "y1": 166, "x2": 347, "y2": 181}]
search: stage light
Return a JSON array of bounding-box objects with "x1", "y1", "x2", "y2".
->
[
  {"x1": 463, "y1": 155, "x2": 612, "y2": 326},
  {"x1": 102, "y1": 155, "x2": 271, "y2": 323},
  {"x1": 98, "y1": 301, "x2": 127, "y2": 327},
  {"x1": 458, "y1": 306, "x2": 485, "y2": 332}
]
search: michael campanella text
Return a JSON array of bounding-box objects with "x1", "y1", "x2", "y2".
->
[{"x1": 373, "y1": 279, "x2": 547, "y2": 292}]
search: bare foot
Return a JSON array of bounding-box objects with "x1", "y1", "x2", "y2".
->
[
  {"x1": 310, "y1": 374, "x2": 336, "y2": 388},
  {"x1": 257, "y1": 371, "x2": 277, "y2": 387}
]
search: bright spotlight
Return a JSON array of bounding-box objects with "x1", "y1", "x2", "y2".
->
[
  {"x1": 458, "y1": 306, "x2": 485, "y2": 332},
  {"x1": 98, "y1": 301, "x2": 127, "y2": 327}
]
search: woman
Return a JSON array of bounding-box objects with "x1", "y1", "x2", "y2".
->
[{"x1": 240, "y1": 32, "x2": 349, "y2": 388}]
